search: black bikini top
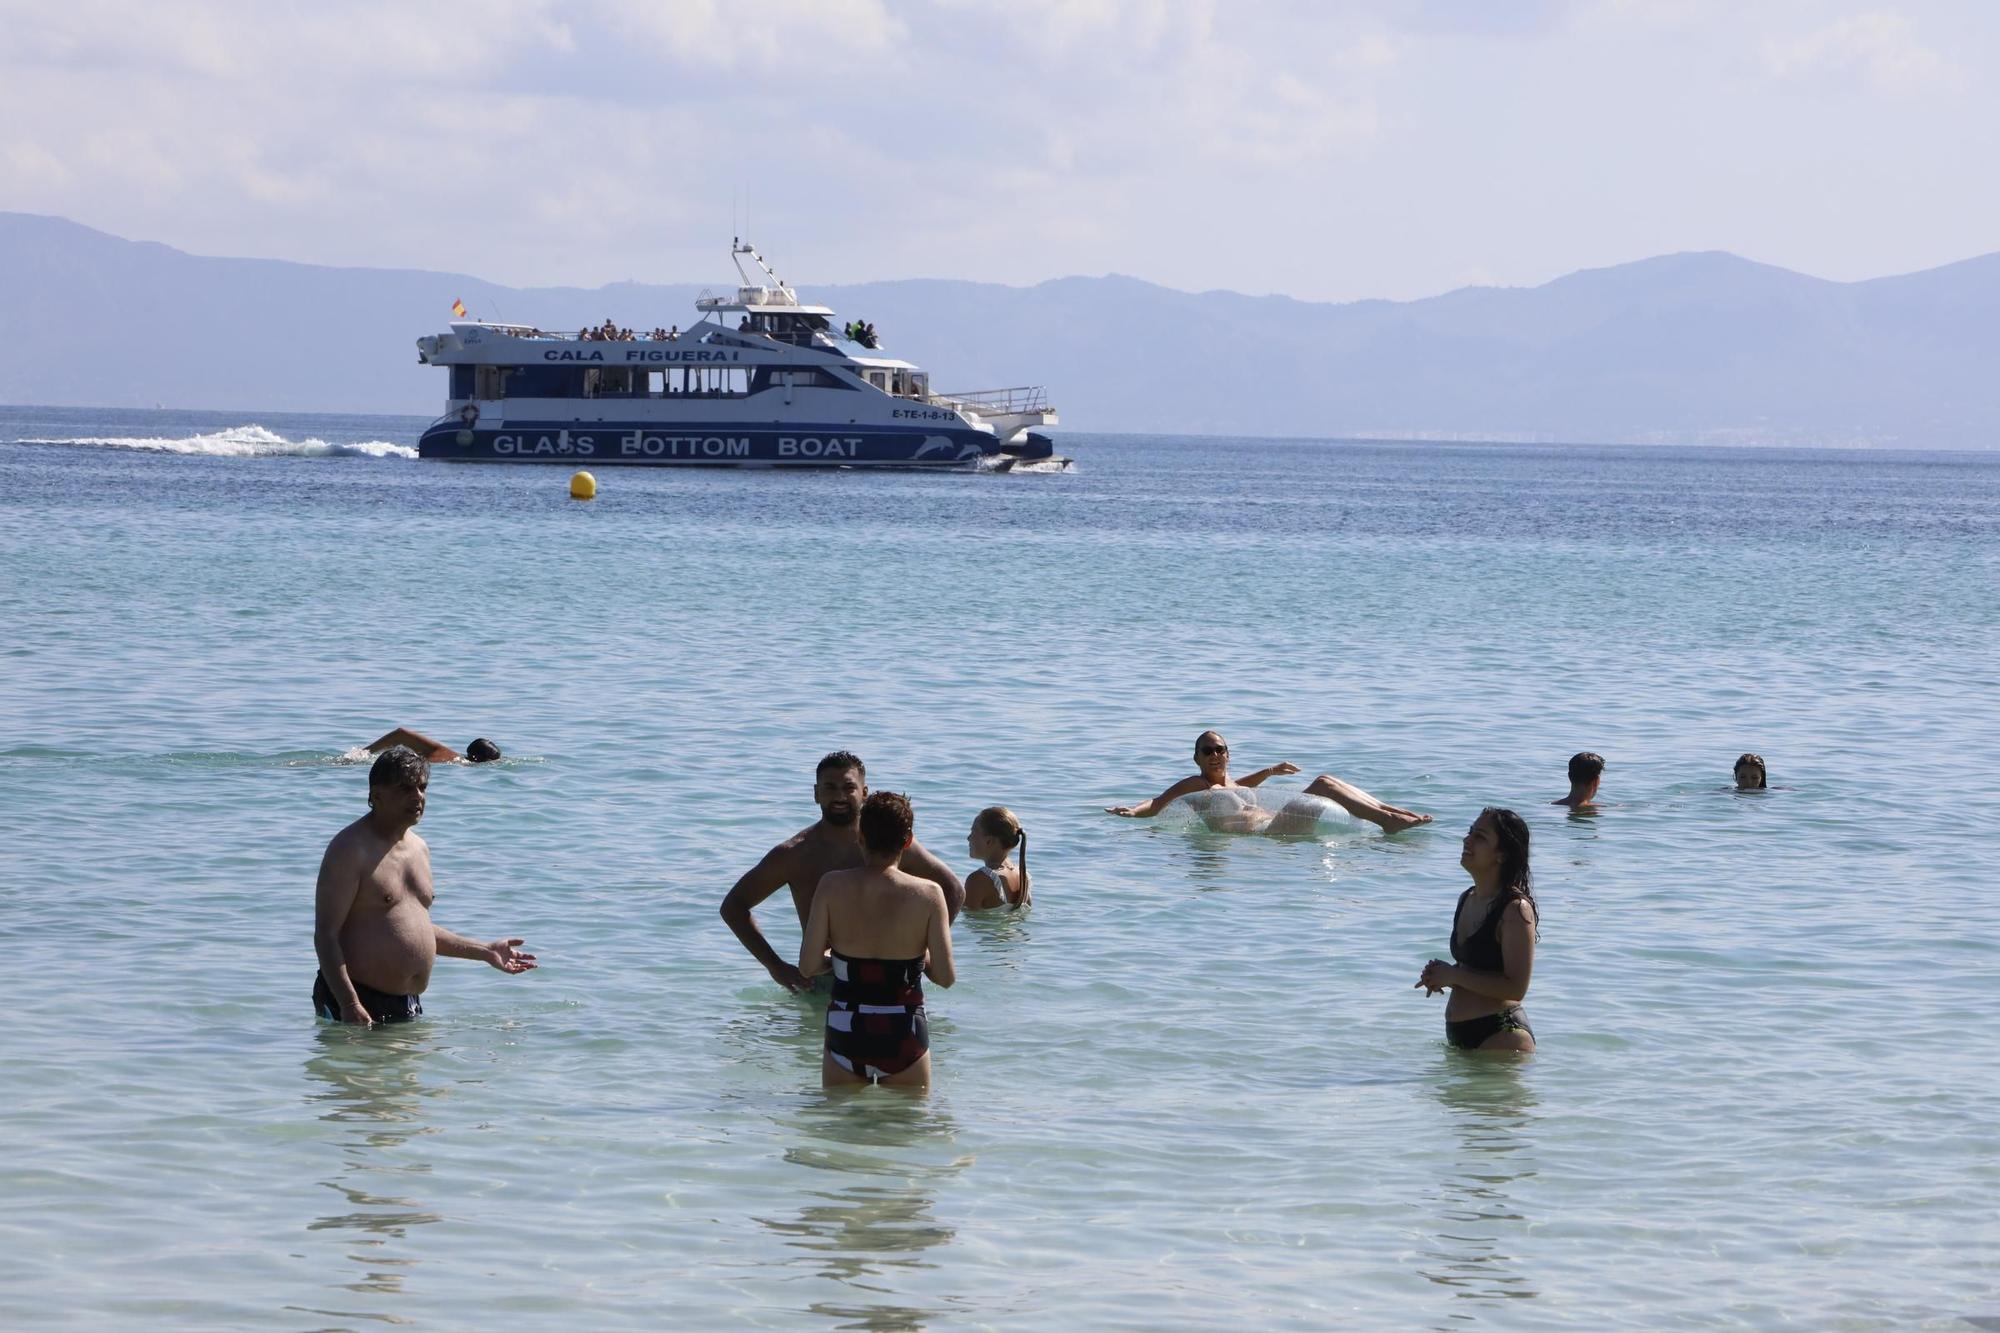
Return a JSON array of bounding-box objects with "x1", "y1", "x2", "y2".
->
[{"x1": 1450, "y1": 888, "x2": 1511, "y2": 974}]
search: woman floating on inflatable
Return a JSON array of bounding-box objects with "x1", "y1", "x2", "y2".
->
[{"x1": 1106, "y1": 730, "x2": 1432, "y2": 835}]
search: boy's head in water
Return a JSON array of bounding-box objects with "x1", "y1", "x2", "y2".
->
[
  {"x1": 465, "y1": 737, "x2": 502, "y2": 763},
  {"x1": 859, "y1": 791, "x2": 914, "y2": 863},
  {"x1": 1733, "y1": 753, "x2": 1767, "y2": 789},
  {"x1": 1558, "y1": 751, "x2": 1605, "y2": 807}
]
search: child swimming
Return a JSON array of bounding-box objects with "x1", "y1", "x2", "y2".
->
[{"x1": 964, "y1": 806, "x2": 1031, "y2": 910}]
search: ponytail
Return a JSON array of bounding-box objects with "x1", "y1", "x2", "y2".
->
[{"x1": 1014, "y1": 827, "x2": 1029, "y2": 906}]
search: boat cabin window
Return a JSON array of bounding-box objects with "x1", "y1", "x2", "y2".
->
[
  {"x1": 462, "y1": 364, "x2": 756, "y2": 400},
  {"x1": 740, "y1": 312, "x2": 832, "y2": 347},
  {"x1": 748, "y1": 367, "x2": 849, "y2": 393},
  {"x1": 867, "y1": 371, "x2": 888, "y2": 391}
]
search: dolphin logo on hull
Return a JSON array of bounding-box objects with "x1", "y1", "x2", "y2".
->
[{"x1": 913, "y1": 434, "x2": 985, "y2": 462}]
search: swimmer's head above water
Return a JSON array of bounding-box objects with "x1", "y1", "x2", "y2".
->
[
  {"x1": 969, "y1": 805, "x2": 1024, "y2": 863},
  {"x1": 1733, "y1": 753, "x2": 1767, "y2": 789},
  {"x1": 1558, "y1": 751, "x2": 1605, "y2": 807},
  {"x1": 465, "y1": 737, "x2": 502, "y2": 763},
  {"x1": 1194, "y1": 730, "x2": 1229, "y2": 779},
  {"x1": 815, "y1": 750, "x2": 867, "y2": 826},
  {"x1": 858, "y1": 790, "x2": 914, "y2": 863}
]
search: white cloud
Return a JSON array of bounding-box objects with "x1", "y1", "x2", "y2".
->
[
  {"x1": 1765, "y1": 9, "x2": 1962, "y2": 95},
  {"x1": 2, "y1": 0, "x2": 1997, "y2": 303},
  {"x1": 619, "y1": 0, "x2": 905, "y2": 71}
]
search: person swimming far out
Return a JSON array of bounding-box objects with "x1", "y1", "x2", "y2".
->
[
  {"x1": 365, "y1": 727, "x2": 501, "y2": 764},
  {"x1": 963, "y1": 806, "x2": 1030, "y2": 910},
  {"x1": 1733, "y1": 753, "x2": 1768, "y2": 790},
  {"x1": 1416, "y1": 808, "x2": 1538, "y2": 1052},
  {"x1": 799, "y1": 791, "x2": 955, "y2": 1090},
  {"x1": 1106, "y1": 730, "x2": 1432, "y2": 834},
  {"x1": 1554, "y1": 750, "x2": 1604, "y2": 808}
]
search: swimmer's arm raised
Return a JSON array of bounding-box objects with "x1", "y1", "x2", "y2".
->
[
  {"x1": 901, "y1": 840, "x2": 965, "y2": 922},
  {"x1": 1107, "y1": 776, "x2": 1204, "y2": 817},
  {"x1": 721, "y1": 845, "x2": 811, "y2": 992},
  {"x1": 312, "y1": 835, "x2": 373, "y2": 1026},
  {"x1": 366, "y1": 728, "x2": 458, "y2": 762},
  {"x1": 923, "y1": 888, "x2": 956, "y2": 988},
  {"x1": 1239, "y1": 761, "x2": 1301, "y2": 788}
]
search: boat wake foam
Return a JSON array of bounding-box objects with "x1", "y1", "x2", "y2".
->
[{"x1": 19, "y1": 425, "x2": 417, "y2": 460}]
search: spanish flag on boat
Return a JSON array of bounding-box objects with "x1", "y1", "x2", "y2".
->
[{"x1": 451, "y1": 298, "x2": 467, "y2": 318}]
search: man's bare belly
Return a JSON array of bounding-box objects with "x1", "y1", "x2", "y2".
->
[{"x1": 339, "y1": 901, "x2": 437, "y2": 995}]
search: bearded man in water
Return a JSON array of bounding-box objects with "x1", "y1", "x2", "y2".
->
[
  {"x1": 720, "y1": 751, "x2": 964, "y2": 994},
  {"x1": 312, "y1": 747, "x2": 537, "y2": 1025}
]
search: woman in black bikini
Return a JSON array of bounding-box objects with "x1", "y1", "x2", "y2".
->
[
  {"x1": 799, "y1": 791, "x2": 956, "y2": 1090},
  {"x1": 1416, "y1": 808, "x2": 1538, "y2": 1052}
]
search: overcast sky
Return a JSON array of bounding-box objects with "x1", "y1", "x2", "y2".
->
[{"x1": 2, "y1": 1, "x2": 1995, "y2": 302}]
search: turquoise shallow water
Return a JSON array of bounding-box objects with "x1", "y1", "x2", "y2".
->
[{"x1": 2, "y1": 405, "x2": 1998, "y2": 1329}]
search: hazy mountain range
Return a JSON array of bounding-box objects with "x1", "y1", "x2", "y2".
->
[{"x1": 3, "y1": 211, "x2": 1995, "y2": 446}]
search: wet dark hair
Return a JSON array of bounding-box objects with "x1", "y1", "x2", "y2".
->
[
  {"x1": 859, "y1": 790, "x2": 913, "y2": 856},
  {"x1": 1734, "y1": 753, "x2": 1767, "y2": 788},
  {"x1": 817, "y1": 750, "x2": 865, "y2": 780},
  {"x1": 1567, "y1": 751, "x2": 1605, "y2": 785},
  {"x1": 1479, "y1": 807, "x2": 1539, "y2": 937},
  {"x1": 465, "y1": 737, "x2": 502, "y2": 763},
  {"x1": 369, "y1": 746, "x2": 429, "y2": 793}
]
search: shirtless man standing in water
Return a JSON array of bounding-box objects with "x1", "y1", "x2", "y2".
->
[
  {"x1": 312, "y1": 748, "x2": 537, "y2": 1026},
  {"x1": 1107, "y1": 729, "x2": 1432, "y2": 834},
  {"x1": 721, "y1": 751, "x2": 964, "y2": 994}
]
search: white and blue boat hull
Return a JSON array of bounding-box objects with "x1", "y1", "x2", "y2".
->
[{"x1": 416, "y1": 421, "x2": 998, "y2": 467}]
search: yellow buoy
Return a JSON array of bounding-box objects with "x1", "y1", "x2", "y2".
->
[{"x1": 569, "y1": 470, "x2": 597, "y2": 501}]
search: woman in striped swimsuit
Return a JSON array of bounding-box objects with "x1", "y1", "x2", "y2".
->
[{"x1": 800, "y1": 791, "x2": 956, "y2": 1089}]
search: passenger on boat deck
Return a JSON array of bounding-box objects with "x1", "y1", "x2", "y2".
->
[
  {"x1": 364, "y1": 728, "x2": 501, "y2": 765},
  {"x1": 668, "y1": 325, "x2": 679, "y2": 340},
  {"x1": 1105, "y1": 730, "x2": 1432, "y2": 834},
  {"x1": 1554, "y1": 751, "x2": 1605, "y2": 809},
  {"x1": 720, "y1": 751, "x2": 964, "y2": 994}
]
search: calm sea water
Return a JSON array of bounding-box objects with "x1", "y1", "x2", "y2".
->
[{"x1": 2, "y1": 405, "x2": 1997, "y2": 1329}]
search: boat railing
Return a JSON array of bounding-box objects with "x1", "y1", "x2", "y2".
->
[{"x1": 927, "y1": 385, "x2": 1050, "y2": 415}]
